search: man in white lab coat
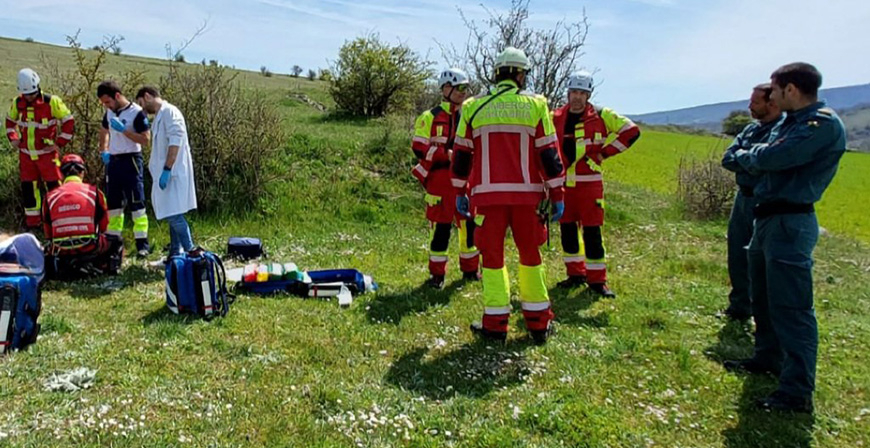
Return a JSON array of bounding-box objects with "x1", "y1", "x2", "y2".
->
[{"x1": 135, "y1": 86, "x2": 197, "y2": 255}]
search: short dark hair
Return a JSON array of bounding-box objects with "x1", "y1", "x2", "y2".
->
[
  {"x1": 61, "y1": 163, "x2": 85, "y2": 177},
  {"x1": 96, "y1": 80, "x2": 123, "y2": 99},
  {"x1": 494, "y1": 67, "x2": 525, "y2": 84},
  {"x1": 135, "y1": 86, "x2": 161, "y2": 99},
  {"x1": 771, "y1": 62, "x2": 822, "y2": 97},
  {"x1": 753, "y1": 83, "x2": 773, "y2": 101}
]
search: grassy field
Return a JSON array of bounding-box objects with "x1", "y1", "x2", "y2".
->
[
  {"x1": 605, "y1": 130, "x2": 870, "y2": 243},
  {"x1": 0, "y1": 38, "x2": 869, "y2": 447}
]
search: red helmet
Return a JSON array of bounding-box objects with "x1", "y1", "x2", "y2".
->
[{"x1": 60, "y1": 153, "x2": 86, "y2": 176}]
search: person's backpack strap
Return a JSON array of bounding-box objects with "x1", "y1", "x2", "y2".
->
[
  {"x1": 191, "y1": 252, "x2": 215, "y2": 320},
  {"x1": 209, "y1": 252, "x2": 234, "y2": 317},
  {"x1": 0, "y1": 284, "x2": 18, "y2": 354},
  {"x1": 468, "y1": 85, "x2": 516, "y2": 129}
]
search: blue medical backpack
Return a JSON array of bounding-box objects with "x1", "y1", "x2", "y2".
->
[
  {"x1": 165, "y1": 249, "x2": 233, "y2": 318},
  {"x1": 0, "y1": 274, "x2": 41, "y2": 353}
]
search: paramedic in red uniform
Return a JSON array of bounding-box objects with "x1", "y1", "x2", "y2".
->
[
  {"x1": 5, "y1": 68, "x2": 75, "y2": 228},
  {"x1": 411, "y1": 68, "x2": 480, "y2": 288},
  {"x1": 552, "y1": 71, "x2": 641, "y2": 298}
]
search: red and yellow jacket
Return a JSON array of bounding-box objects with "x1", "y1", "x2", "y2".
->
[
  {"x1": 411, "y1": 100, "x2": 461, "y2": 200},
  {"x1": 552, "y1": 103, "x2": 639, "y2": 186},
  {"x1": 5, "y1": 93, "x2": 74, "y2": 157},
  {"x1": 451, "y1": 80, "x2": 565, "y2": 207},
  {"x1": 43, "y1": 176, "x2": 108, "y2": 254}
]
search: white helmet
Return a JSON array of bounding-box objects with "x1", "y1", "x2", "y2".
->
[
  {"x1": 439, "y1": 68, "x2": 470, "y2": 87},
  {"x1": 17, "y1": 68, "x2": 40, "y2": 95},
  {"x1": 567, "y1": 70, "x2": 594, "y2": 93},
  {"x1": 494, "y1": 47, "x2": 531, "y2": 71}
]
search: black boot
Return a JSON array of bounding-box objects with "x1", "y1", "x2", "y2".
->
[
  {"x1": 589, "y1": 283, "x2": 616, "y2": 298},
  {"x1": 755, "y1": 391, "x2": 813, "y2": 413},
  {"x1": 557, "y1": 275, "x2": 587, "y2": 289},
  {"x1": 462, "y1": 271, "x2": 482, "y2": 281},
  {"x1": 426, "y1": 275, "x2": 445, "y2": 290},
  {"x1": 529, "y1": 322, "x2": 554, "y2": 346},
  {"x1": 470, "y1": 322, "x2": 507, "y2": 344}
]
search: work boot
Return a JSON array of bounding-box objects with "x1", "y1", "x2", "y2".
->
[
  {"x1": 589, "y1": 283, "x2": 616, "y2": 298},
  {"x1": 136, "y1": 239, "x2": 151, "y2": 258},
  {"x1": 470, "y1": 322, "x2": 507, "y2": 344},
  {"x1": 462, "y1": 271, "x2": 482, "y2": 281},
  {"x1": 426, "y1": 275, "x2": 445, "y2": 290},
  {"x1": 529, "y1": 322, "x2": 554, "y2": 346},
  {"x1": 723, "y1": 358, "x2": 780, "y2": 376},
  {"x1": 755, "y1": 391, "x2": 814, "y2": 414},
  {"x1": 557, "y1": 275, "x2": 587, "y2": 289}
]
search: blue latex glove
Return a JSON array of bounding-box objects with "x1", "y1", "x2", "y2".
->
[
  {"x1": 109, "y1": 117, "x2": 126, "y2": 132},
  {"x1": 550, "y1": 200, "x2": 565, "y2": 222},
  {"x1": 159, "y1": 168, "x2": 171, "y2": 190},
  {"x1": 456, "y1": 195, "x2": 471, "y2": 218},
  {"x1": 101, "y1": 152, "x2": 110, "y2": 165}
]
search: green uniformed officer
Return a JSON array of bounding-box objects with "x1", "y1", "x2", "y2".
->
[
  {"x1": 720, "y1": 84, "x2": 784, "y2": 320},
  {"x1": 726, "y1": 62, "x2": 846, "y2": 413}
]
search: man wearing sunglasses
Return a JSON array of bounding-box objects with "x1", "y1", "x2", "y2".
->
[{"x1": 410, "y1": 68, "x2": 480, "y2": 289}]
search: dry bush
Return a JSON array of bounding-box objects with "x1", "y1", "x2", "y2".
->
[
  {"x1": 160, "y1": 64, "x2": 286, "y2": 214},
  {"x1": 677, "y1": 155, "x2": 734, "y2": 220},
  {"x1": 38, "y1": 30, "x2": 284, "y2": 216}
]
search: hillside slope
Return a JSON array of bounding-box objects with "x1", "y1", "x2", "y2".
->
[{"x1": 0, "y1": 36, "x2": 868, "y2": 448}]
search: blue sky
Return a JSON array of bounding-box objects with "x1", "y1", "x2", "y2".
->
[{"x1": 2, "y1": 0, "x2": 868, "y2": 114}]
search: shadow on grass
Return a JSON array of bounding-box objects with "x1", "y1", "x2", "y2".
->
[
  {"x1": 121, "y1": 262, "x2": 165, "y2": 284},
  {"x1": 722, "y1": 373, "x2": 815, "y2": 448},
  {"x1": 704, "y1": 318, "x2": 754, "y2": 364},
  {"x1": 43, "y1": 279, "x2": 117, "y2": 300},
  {"x1": 365, "y1": 280, "x2": 463, "y2": 325},
  {"x1": 550, "y1": 286, "x2": 609, "y2": 328},
  {"x1": 707, "y1": 320, "x2": 815, "y2": 448},
  {"x1": 43, "y1": 261, "x2": 164, "y2": 300},
  {"x1": 141, "y1": 306, "x2": 197, "y2": 327},
  {"x1": 385, "y1": 337, "x2": 536, "y2": 400}
]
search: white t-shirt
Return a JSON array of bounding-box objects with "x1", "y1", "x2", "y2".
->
[{"x1": 102, "y1": 102, "x2": 150, "y2": 155}]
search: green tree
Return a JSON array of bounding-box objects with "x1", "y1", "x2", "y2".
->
[
  {"x1": 722, "y1": 110, "x2": 752, "y2": 136},
  {"x1": 330, "y1": 34, "x2": 432, "y2": 117},
  {"x1": 318, "y1": 69, "x2": 333, "y2": 82}
]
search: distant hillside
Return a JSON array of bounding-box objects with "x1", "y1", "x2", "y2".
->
[
  {"x1": 631, "y1": 83, "x2": 870, "y2": 151},
  {"x1": 631, "y1": 83, "x2": 870, "y2": 127}
]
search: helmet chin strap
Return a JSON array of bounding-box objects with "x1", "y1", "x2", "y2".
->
[{"x1": 444, "y1": 85, "x2": 461, "y2": 106}]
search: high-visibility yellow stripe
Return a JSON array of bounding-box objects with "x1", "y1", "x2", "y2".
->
[
  {"x1": 424, "y1": 194, "x2": 442, "y2": 206},
  {"x1": 133, "y1": 212, "x2": 148, "y2": 239},
  {"x1": 28, "y1": 181, "x2": 41, "y2": 213},
  {"x1": 26, "y1": 108, "x2": 36, "y2": 157},
  {"x1": 566, "y1": 163, "x2": 577, "y2": 187},
  {"x1": 108, "y1": 213, "x2": 124, "y2": 236},
  {"x1": 458, "y1": 219, "x2": 478, "y2": 255},
  {"x1": 518, "y1": 264, "x2": 548, "y2": 303},
  {"x1": 482, "y1": 267, "x2": 510, "y2": 308}
]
